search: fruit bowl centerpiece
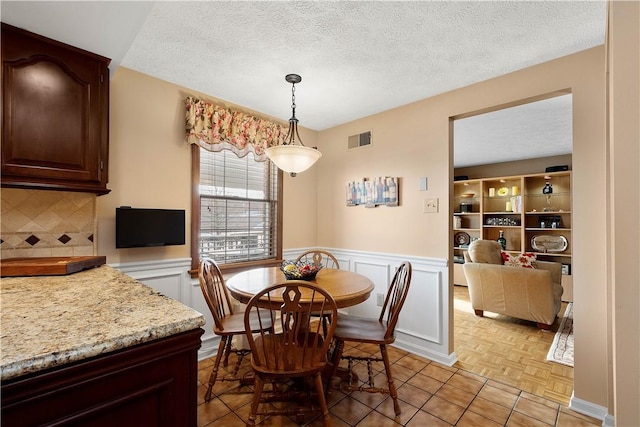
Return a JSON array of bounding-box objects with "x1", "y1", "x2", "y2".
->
[{"x1": 280, "y1": 260, "x2": 322, "y2": 281}]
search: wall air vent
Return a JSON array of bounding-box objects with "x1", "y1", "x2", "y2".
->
[{"x1": 348, "y1": 131, "x2": 372, "y2": 149}]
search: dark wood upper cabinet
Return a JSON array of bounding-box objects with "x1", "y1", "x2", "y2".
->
[{"x1": 1, "y1": 23, "x2": 111, "y2": 195}]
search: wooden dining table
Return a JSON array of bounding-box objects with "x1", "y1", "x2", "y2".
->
[
  {"x1": 226, "y1": 266, "x2": 375, "y2": 309},
  {"x1": 226, "y1": 266, "x2": 375, "y2": 387}
]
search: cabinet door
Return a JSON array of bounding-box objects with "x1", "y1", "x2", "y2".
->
[{"x1": 1, "y1": 24, "x2": 110, "y2": 194}]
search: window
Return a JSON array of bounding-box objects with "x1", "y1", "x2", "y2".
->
[{"x1": 191, "y1": 146, "x2": 282, "y2": 272}]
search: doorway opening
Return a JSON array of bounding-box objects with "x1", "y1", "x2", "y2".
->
[{"x1": 450, "y1": 91, "x2": 574, "y2": 404}]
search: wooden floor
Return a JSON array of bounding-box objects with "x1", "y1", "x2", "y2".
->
[
  {"x1": 453, "y1": 285, "x2": 574, "y2": 405},
  {"x1": 197, "y1": 341, "x2": 595, "y2": 427}
]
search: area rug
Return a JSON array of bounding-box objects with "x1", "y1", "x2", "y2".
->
[{"x1": 546, "y1": 303, "x2": 574, "y2": 367}]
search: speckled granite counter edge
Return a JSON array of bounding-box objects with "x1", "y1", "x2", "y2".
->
[{"x1": 1, "y1": 265, "x2": 205, "y2": 381}]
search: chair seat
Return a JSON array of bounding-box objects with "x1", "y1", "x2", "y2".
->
[
  {"x1": 333, "y1": 313, "x2": 393, "y2": 344},
  {"x1": 217, "y1": 311, "x2": 272, "y2": 336}
]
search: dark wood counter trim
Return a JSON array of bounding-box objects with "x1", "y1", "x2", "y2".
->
[{"x1": 1, "y1": 328, "x2": 204, "y2": 427}]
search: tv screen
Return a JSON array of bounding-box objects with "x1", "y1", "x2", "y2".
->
[{"x1": 116, "y1": 207, "x2": 185, "y2": 248}]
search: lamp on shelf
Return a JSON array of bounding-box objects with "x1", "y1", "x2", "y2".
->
[{"x1": 265, "y1": 74, "x2": 322, "y2": 177}]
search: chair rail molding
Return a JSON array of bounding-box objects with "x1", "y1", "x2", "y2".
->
[
  {"x1": 285, "y1": 247, "x2": 455, "y2": 366},
  {"x1": 111, "y1": 252, "x2": 456, "y2": 365}
]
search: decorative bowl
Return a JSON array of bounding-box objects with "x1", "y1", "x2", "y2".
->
[{"x1": 280, "y1": 260, "x2": 322, "y2": 280}]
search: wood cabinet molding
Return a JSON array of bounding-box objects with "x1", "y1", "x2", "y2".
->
[{"x1": 1, "y1": 23, "x2": 111, "y2": 195}]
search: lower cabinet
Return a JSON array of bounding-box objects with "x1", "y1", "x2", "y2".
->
[{"x1": 1, "y1": 329, "x2": 204, "y2": 427}]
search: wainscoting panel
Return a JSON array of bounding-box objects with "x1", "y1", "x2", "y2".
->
[
  {"x1": 397, "y1": 268, "x2": 442, "y2": 344},
  {"x1": 350, "y1": 260, "x2": 391, "y2": 318},
  {"x1": 284, "y1": 248, "x2": 454, "y2": 365},
  {"x1": 112, "y1": 258, "x2": 191, "y2": 302},
  {"x1": 110, "y1": 258, "x2": 217, "y2": 358},
  {"x1": 114, "y1": 252, "x2": 454, "y2": 364}
]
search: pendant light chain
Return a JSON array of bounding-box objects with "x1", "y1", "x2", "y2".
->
[{"x1": 290, "y1": 82, "x2": 297, "y2": 119}]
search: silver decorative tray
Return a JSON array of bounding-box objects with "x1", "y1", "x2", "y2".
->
[{"x1": 531, "y1": 234, "x2": 568, "y2": 253}]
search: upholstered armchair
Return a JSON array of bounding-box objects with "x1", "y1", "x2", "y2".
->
[{"x1": 462, "y1": 240, "x2": 563, "y2": 329}]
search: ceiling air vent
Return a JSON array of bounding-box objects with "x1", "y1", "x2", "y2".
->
[{"x1": 348, "y1": 131, "x2": 371, "y2": 149}]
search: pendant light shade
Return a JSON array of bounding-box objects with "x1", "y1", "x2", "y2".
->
[
  {"x1": 265, "y1": 144, "x2": 322, "y2": 176},
  {"x1": 265, "y1": 74, "x2": 321, "y2": 177}
]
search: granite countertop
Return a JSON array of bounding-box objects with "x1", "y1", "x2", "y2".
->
[{"x1": 0, "y1": 265, "x2": 205, "y2": 381}]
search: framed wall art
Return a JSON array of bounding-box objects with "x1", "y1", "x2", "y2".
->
[{"x1": 346, "y1": 177, "x2": 399, "y2": 207}]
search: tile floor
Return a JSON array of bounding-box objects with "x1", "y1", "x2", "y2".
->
[{"x1": 196, "y1": 341, "x2": 600, "y2": 427}]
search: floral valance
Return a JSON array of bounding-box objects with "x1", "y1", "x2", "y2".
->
[{"x1": 185, "y1": 96, "x2": 286, "y2": 161}]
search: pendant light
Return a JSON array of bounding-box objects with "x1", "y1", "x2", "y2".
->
[{"x1": 265, "y1": 74, "x2": 321, "y2": 177}]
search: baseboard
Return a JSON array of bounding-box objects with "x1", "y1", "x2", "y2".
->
[
  {"x1": 198, "y1": 334, "x2": 219, "y2": 361},
  {"x1": 570, "y1": 392, "x2": 611, "y2": 425},
  {"x1": 393, "y1": 336, "x2": 457, "y2": 367}
]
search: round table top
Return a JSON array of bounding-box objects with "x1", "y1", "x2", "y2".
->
[{"x1": 226, "y1": 267, "x2": 374, "y2": 309}]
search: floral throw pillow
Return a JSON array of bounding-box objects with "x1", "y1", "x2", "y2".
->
[{"x1": 501, "y1": 251, "x2": 537, "y2": 268}]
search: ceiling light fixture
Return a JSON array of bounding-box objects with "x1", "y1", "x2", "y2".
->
[{"x1": 265, "y1": 74, "x2": 322, "y2": 177}]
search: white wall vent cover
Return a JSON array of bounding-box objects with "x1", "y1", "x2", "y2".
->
[{"x1": 348, "y1": 131, "x2": 372, "y2": 149}]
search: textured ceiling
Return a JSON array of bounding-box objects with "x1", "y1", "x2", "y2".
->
[
  {"x1": 1, "y1": 1, "x2": 606, "y2": 166},
  {"x1": 454, "y1": 94, "x2": 573, "y2": 167}
]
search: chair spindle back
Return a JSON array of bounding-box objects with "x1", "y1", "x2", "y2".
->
[
  {"x1": 244, "y1": 281, "x2": 337, "y2": 373},
  {"x1": 199, "y1": 258, "x2": 234, "y2": 331},
  {"x1": 296, "y1": 250, "x2": 340, "y2": 269},
  {"x1": 379, "y1": 261, "x2": 412, "y2": 340}
]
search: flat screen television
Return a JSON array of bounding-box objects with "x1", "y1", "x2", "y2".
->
[{"x1": 116, "y1": 207, "x2": 185, "y2": 248}]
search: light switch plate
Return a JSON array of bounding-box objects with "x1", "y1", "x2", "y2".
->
[
  {"x1": 423, "y1": 198, "x2": 438, "y2": 213},
  {"x1": 419, "y1": 177, "x2": 428, "y2": 191}
]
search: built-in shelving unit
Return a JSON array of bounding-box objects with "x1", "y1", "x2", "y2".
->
[{"x1": 453, "y1": 171, "x2": 572, "y2": 301}]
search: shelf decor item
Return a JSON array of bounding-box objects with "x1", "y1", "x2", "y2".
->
[
  {"x1": 542, "y1": 181, "x2": 554, "y2": 212},
  {"x1": 280, "y1": 260, "x2": 322, "y2": 280},
  {"x1": 531, "y1": 235, "x2": 568, "y2": 253},
  {"x1": 497, "y1": 230, "x2": 507, "y2": 250},
  {"x1": 539, "y1": 216, "x2": 562, "y2": 228},
  {"x1": 454, "y1": 232, "x2": 471, "y2": 247}
]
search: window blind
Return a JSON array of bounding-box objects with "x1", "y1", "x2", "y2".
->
[{"x1": 199, "y1": 148, "x2": 278, "y2": 264}]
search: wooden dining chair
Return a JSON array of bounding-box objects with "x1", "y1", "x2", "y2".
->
[
  {"x1": 329, "y1": 261, "x2": 412, "y2": 416},
  {"x1": 296, "y1": 249, "x2": 340, "y2": 270},
  {"x1": 244, "y1": 280, "x2": 338, "y2": 427},
  {"x1": 296, "y1": 249, "x2": 340, "y2": 336},
  {"x1": 198, "y1": 258, "x2": 272, "y2": 402}
]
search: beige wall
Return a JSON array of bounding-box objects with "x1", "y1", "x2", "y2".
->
[
  {"x1": 314, "y1": 47, "x2": 608, "y2": 410},
  {"x1": 98, "y1": 68, "x2": 192, "y2": 263},
  {"x1": 99, "y1": 35, "x2": 635, "y2": 420},
  {"x1": 98, "y1": 67, "x2": 318, "y2": 264},
  {"x1": 608, "y1": 1, "x2": 639, "y2": 424}
]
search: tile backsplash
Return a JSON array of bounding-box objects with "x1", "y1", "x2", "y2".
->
[{"x1": 1, "y1": 188, "x2": 97, "y2": 259}]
